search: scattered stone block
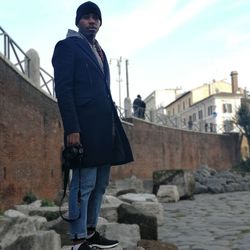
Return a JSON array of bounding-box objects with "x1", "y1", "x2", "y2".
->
[
  {"x1": 117, "y1": 203, "x2": 158, "y2": 240},
  {"x1": 132, "y1": 201, "x2": 164, "y2": 226},
  {"x1": 153, "y1": 169, "x2": 195, "y2": 199},
  {"x1": 113, "y1": 175, "x2": 145, "y2": 193},
  {"x1": 138, "y1": 239, "x2": 179, "y2": 250},
  {"x1": 118, "y1": 193, "x2": 158, "y2": 203},
  {"x1": 47, "y1": 216, "x2": 71, "y2": 246},
  {"x1": 0, "y1": 215, "x2": 60, "y2": 250},
  {"x1": 4, "y1": 230, "x2": 61, "y2": 250},
  {"x1": 157, "y1": 185, "x2": 180, "y2": 203},
  {"x1": 97, "y1": 222, "x2": 140, "y2": 250},
  {"x1": 100, "y1": 203, "x2": 119, "y2": 222}
]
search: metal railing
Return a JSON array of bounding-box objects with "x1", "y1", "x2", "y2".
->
[
  {"x1": 0, "y1": 26, "x2": 55, "y2": 98},
  {"x1": 40, "y1": 67, "x2": 55, "y2": 97},
  {"x1": 123, "y1": 105, "x2": 229, "y2": 134},
  {"x1": 0, "y1": 26, "x2": 30, "y2": 76}
]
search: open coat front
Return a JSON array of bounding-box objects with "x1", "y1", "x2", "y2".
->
[{"x1": 52, "y1": 33, "x2": 133, "y2": 168}]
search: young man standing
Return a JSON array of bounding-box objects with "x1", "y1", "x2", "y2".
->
[
  {"x1": 133, "y1": 95, "x2": 142, "y2": 118},
  {"x1": 52, "y1": 2, "x2": 133, "y2": 250}
]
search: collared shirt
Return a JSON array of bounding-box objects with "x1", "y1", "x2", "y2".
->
[{"x1": 88, "y1": 42, "x2": 104, "y2": 73}]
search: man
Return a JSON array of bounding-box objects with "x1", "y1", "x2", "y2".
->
[
  {"x1": 133, "y1": 95, "x2": 142, "y2": 118},
  {"x1": 140, "y1": 99, "x2": 146, "y2": 120},
  {"x1": 52, "y1": 2, "x2": 133, "y2": 250}
]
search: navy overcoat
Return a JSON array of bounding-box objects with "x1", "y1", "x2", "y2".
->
[{"x1": 52, "y1": 33, "x2": 133, "y2": 167}]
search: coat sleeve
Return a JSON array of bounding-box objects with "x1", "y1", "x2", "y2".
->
[{"x1": 52, "y1": 40, "x2": 80, "y2": 135}]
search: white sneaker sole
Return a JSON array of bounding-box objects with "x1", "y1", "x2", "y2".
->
[{"x1": 89, "y1": 242, "x2": 119, "y2": 249}]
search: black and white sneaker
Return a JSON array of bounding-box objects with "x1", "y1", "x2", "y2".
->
[
  {"x1": 71, "y1": 241, "x2": 91, "y2": 250},
  {"x1": 87, "y1": 231, "x2": 119, "y2": 249}
]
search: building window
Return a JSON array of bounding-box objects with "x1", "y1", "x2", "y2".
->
[
  {"x1": 198, "y1": 110, "x2": 203, "y2": 119},
  {"x1": 224, "y1": 120, "x2": 234, "y2": 132},
  {"x1": 188, "y1": 98, "x2": 191, "y2": 107},
  {"x1": 223, "y1": 103, "x2": 232, "y2": 113},
  {"x1": 168, "y1": 110, "x2": 170, "y2": 116},
  {"x1": 183, "y1": 118, "x2": 186, "y2": 126},
  {"x1": 208, "y1": 106, "x2": 213, "y2": 116},
  {"x1": 205, "y1": 123, "x2": 208, "y2": 132},
  {"x1": 210, "y1": 123, "x2": 216, "y2": 132},
  {"x1": 192, "y1": 113, "x2": 197, "y2": 122}
]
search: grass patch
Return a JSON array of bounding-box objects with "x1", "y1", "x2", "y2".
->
[
  {"x1": 41, "y1": 199, "x2": 55, "y2": 207},
  {"x1": 22, "y1": 191, "x2": 37, "y2": 204},
  {"x1": 174, "y1": 212, "x2": 186, "y2": 219},
  {"x1": 240, "y1": 229, "x2": 250, "y2": 234},
  {"x1": 44, "y1": 211, "x2": 60, "y2": 221},
  {"x1": 232, "y1": 158, "x2": 250, "y2": 173}
]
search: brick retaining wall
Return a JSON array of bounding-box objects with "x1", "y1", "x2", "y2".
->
[
  {"x1": 0, "y1": 56, "x2": 241, "y2": 210},
  {"x1": 111, "y1": 119, "x2": 241, "y2": 180},
  {"x1": 0, "y1": 55, "x2": 63, "y2": 210}
]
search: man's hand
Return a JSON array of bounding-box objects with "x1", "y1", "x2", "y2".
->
[{"x1": 67, "y1": 133, "x2": 80, "y2": 146}]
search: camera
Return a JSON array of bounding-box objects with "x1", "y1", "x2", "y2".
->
[{"x1": 62, "y1": 144, "x2": 84, "y2": 162}]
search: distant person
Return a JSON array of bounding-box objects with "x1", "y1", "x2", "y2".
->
[
  {"x1": 188, "y1": 118, "x2": 193, "y2": 130},
  {"x1": 205, "y1": 123, "x2": 208, "y2": 132},
  {"x1": 52, "y1": 2, "x2": 133, "y2": 250},
  {"x1": 139, "y1": 99, "x2": 146, "y2": 119},
  {"x1": 133, "y1": 95, "x2": 142, "y2": 118}
]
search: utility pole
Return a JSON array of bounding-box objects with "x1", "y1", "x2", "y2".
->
[
  {"x1": 125, "y1": 59, "x2": 129, "y2": 98},
  {"x1": 110, "y1": 57, "x2": 122, "y2": 108},
  {"x1": 109, "y1": 57, "x2": 132, "y2": 118},
  {"x1": 117, "y1": 56, "x2": 122, "y2": 108},
  {"x1": 124, "y1": 59, "x2": 132, "y2": 118}
]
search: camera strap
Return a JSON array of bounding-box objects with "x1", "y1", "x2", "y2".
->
[{"x1": 59, "y1": 163, "x2": 81, "y2": 222}]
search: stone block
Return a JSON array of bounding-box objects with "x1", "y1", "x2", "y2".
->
[
  {"x1": 4, "y1": 230, "x2": 61, "y2": 250},
  {"x1": 157, "y1": 185, "x2": 180, "y2": 203},
  {"x1": 97, "y1": 222, "x2": 140, "y2": 249},
  {"x1": 132, "y1": 201, "x2": 164, "y2": 226},
  {"x1": 138, "y1": 239, "x2": 179, "y2": 250},
  {"x1": 118, "y1": 193, "x2": 158, "y2": 203},
  {"x1": 117, "y1": 203, "x2": 158, "y2": 240},
  {"x1": 153, "y1": 169, "x2": 195, "y2": 199}
]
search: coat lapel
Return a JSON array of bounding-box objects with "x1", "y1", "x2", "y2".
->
[
  {"x1": 73, "y1": 37, "x2": 104, "y2": 77},
  {"x1": 70, "y1": 37, "x2": 111, "y2": 92},
  {"x1": 102, "y1": 51, "x2": 111, "y2": 90}
]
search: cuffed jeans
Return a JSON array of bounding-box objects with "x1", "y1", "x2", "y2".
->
[{"x1": 69, "y1": 165, "x2": 111, "y2": 240}]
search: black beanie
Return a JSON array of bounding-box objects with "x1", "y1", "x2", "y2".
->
[{"x1": 75, "y1": 1, "x2": 102, "y2": 26}]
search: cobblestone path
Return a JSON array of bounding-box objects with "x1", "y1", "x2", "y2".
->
[{"x1": 158, "y1": 191, "x2": 250, "y2": 250}]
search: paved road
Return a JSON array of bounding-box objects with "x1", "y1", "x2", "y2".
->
[{"x1": 158, "y1": 191, "x2": 250, "y2": 250}]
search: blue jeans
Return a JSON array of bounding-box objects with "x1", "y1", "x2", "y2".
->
[{"x1": 69, "y1": 165, "x2": 111, "y2": 240}]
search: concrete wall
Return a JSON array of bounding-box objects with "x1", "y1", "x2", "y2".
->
[{"x1": 0, "y1": 55, "x2": 241, "y2": 210}]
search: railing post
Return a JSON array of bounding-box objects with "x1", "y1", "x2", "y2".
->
[
  {"x1": 25, "y1": 49, "x2": 40, "y2": 87},
  {"x1": 4, "y1": 34, "x2": 10, "y2": 59},
  {"x1": 149, "y1": 109, "x2": 156, "y2": 122},
  {"x1": 124, "y1": 97, "x2": 132, "y2": 118}
]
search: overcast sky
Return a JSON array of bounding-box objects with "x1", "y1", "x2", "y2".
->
[{"x1": 1, "y1": 0, "x2": 250, "y2": 106}]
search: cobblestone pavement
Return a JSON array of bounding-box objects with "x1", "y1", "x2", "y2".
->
[{"x1": 158, "y1": 191, "x2": 250, "y2": 250}]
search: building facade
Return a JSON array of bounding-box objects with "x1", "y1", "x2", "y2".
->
[
  {"x1": 165, "y1": 72, "x2": 245, "y2": 133},
  {"x1": 144, "y1": 87, "x2": 183, "y2": 123},
  {"x1": 174, "y1": 93, "x2": 243, "y2": 133}
]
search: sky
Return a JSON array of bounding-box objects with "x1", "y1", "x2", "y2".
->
[{"x1": 1, "y1": 0, "x2": 250, "y2": 107}]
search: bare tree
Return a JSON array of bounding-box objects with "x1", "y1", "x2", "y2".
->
[
  {"x1": 236, "y1": 103, "x2": 250, "y2": 146},
  {"x1": 235, "y1": 102, "x2": 250, "y2": 165}
]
